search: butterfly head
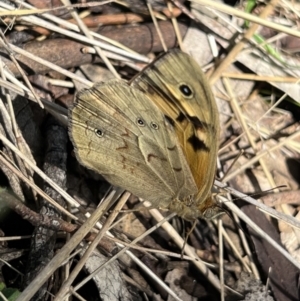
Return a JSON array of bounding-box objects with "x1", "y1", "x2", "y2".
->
[
  {"x1": 201, "y1": 204, "x2": 224, "y2": 220},
  {"x1": 195, "y1": 195, "x2": 224, "y2": 220},
  {"x1": 169, "y1": 194, "x2": 223, "y2": 221}
]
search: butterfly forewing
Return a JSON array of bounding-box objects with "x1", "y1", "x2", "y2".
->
[
  {"x1": 131, "y1": 49, "x2": 220, "y2": 209},
  {"x1": 69, "y1": 81, "x2": 198, "y2": 209}
]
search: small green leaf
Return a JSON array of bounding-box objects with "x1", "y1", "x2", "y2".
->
[{"x1": 0, "y1": 284, "x2": 21, "y2": 301}]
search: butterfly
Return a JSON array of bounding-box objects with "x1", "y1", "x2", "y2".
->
[{"x1": 68, "y1": 49, "x2": 220, "y2": 221}]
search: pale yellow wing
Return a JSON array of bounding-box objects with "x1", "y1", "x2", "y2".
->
[
  {"x1": 68, "y1": 80, "x2": 197, "y2": 209},
  {"x1": 131, "y1": 49, "x2": 219, "y2": 212}
]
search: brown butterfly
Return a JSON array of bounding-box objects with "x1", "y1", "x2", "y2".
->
[{"x1": 69, "y1": 49, "x2": 220, "y2": 221}]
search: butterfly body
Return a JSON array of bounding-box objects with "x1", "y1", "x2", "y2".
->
[{"x1": 69, "y1": 49, "x2": 220, "y2": 221}]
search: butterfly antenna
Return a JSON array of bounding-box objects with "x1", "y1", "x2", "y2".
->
[
  {"x1": 220, "y1": 149, "x2": 244, "y2": 181},
  {"x1": 218, "y1": 205, "x2": 252, "y2": 239},
  {"x1": 218, "y1": 185, "x2": 286, "y2": 238},
  {"x1": 181, "y1": 219, "x2": 198, "y2": 258},
  {"x1": 229, "y1": 185, "x2": 287, "y2": 202}
]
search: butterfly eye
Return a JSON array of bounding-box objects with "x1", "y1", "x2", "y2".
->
[
  {"x1": 179, "y1": 83, "x2": 193, "y2": 99},
  {"x1": 150, "y1": 122, "x2": 159, "y2": 130},
  {"x1": 136, "y1": 118, "x2": 145, "y2": 127},
  {"x1": 94, "y1": 128, "x2": 103, "y2": 137}
]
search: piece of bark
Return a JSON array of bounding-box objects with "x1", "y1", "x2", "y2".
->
[
  {"x1": 234, "y1": 272, "x2": 274, "y2": 301},
  {"x1": 0, "y1": 187, "x2": 75, "y2": 232},
  {"x1": 13, "y1": 94, "x2": 43, "y2": 164},
  {"x1": 1, "y1": 21, "x2": 188, "y2": 77},
  {"x1": 242, "y1": 204, "x2": 299, "y2": 301},
  {"x1": 22, "y1": 116, "x2": 67, "y2": 300},
  {"x1": 98, "y1": 21, "x2": 188, "y2": 53},
  {"x1": 27, "y1": 0, "x2": 73, "y2": 18},
  {"x1": 79, "y1": 246, "x2": 132, "y2": 301}
]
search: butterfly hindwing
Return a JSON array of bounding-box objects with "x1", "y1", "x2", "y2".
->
[{"x1": 69, "y1": 80, "x2": 198, "y2": 208}]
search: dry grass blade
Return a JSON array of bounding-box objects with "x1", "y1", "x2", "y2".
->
[
  {"x1": 0, "y1": 154, "x2": 76, "y2": 220},
  {"x1": 209, "y1": 0, "x2": 280, "y2": 84},
  {"x1": 222, "y1": 72, "x2": 300, "y2": 83},
  {"x1": 68, "y1": 213, "x2": 184, "y2": 301},
  {"x1": 0, "y1": 1, "x2": 113, "y2": 17},
  {"x1": 222, "y1": 130, "x2": 300, "y2": 182},
  {"x1": 0, "y1": 133, "x2": 80, "y2": 208},
  {"x1": 54, "y1": 191, "x2": 130, "y2": 300},
  {"x1": 193, "y1": 0, "x2": 300, "y2": 38},
  {"x1": 221, "y1": 197, "x2": 300, "y2": 269},
  {"x1": 148, "y1": 205, "x2": 222, "y2": 291},
  {"x1": 60, "y1": 0, "x2": 121, "y2": 78},
  {"x1": 16, "y1": 189, "x2": 117, "y2": 301},
  {"x1": 0, "y1": 1, "x2": 150, "y2": 62},
  {"x1": 216, "y1": 180, "x2": 300, "y2": 230}
]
